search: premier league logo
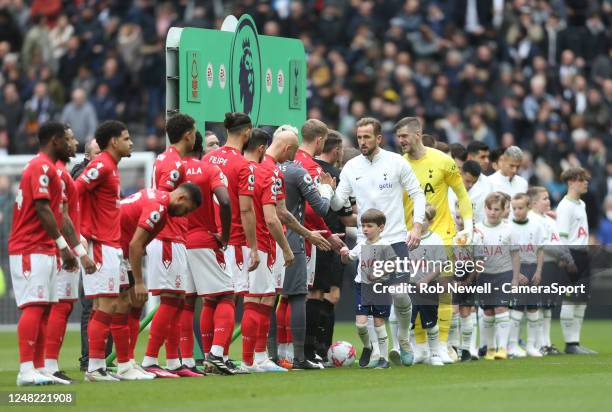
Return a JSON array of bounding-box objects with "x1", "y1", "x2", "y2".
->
[{"x1": 230, "y1": 15, "x2": 261, "y2": 125}]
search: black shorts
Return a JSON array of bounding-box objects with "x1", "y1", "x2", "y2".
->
[
  {"x1": 355, "y1": 282, "x2": 391, "y2": 318},
  {"x1": 411, "y1": 304, "x2": 438, "y2": 329},
  {"x1": 476, "y1": 271, "x2": 512, "y2": 309},
  {"x1": 312, "y1": 250, "x2": 344, "y2": 292},
  {"x1": 566, "y1": 249, "x2": 590, "y2": 302},
  {"x1": 510, "y1": 263, "x2": 539, "y2": 310},
  {"x1": 541, "y1": 261, "x2": 565, "y2": 308},
  {"x1": 453, "y1": 283, "x2": 475, "y2": 306}
]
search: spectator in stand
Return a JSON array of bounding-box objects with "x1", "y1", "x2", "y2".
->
[{"x1": 61, "y1": 88, "x2": 97, "y2": 146}]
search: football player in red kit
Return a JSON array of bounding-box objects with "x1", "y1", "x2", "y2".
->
[
  {"x1": 9, "y1": 122, "x2": 81, "y2": 386},
  {"x1": 119, "y1": 184, "x2": 201, "y2": 378},
  {"x1": 141, "y1": 114, "x2": 199, "y2": 378},
  {"x1": 77, "y1": 120, "x2": 134, "y2": 382}
]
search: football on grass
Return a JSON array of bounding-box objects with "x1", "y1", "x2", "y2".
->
[{"x1": 328, "y1": 341, "x2": 356, "y2": 367}]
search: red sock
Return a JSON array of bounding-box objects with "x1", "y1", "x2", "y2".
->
[
  {"x1": 164, "y1": 299, "x2": 184, "y2": 361},
  {"x1": 179, "y1": 303, "x2": 195, "y2": 359},
  {"x1": 241, "y1": 302, "x2": 258, "y2": 365},
  {"x1": 128, "y1": 307, "x2": 142, "y2": 360},
  {"x1": 18, "y1": 305, "x2": 47, "y2": 363},
  {"x1": 285, "y1": 299, "x2": 293, "y2": 343},
  {"x1": 33, "y1": 306, "x2": 50, "y2": 368},
  {"x1": 200, "y1": 299, "x2": 217, "y2": 353},
  {"x1": 276, "y1": 297, "x2": 288, "y2": 344},
  {"x1": 145, "y1": 296, "x2": 180, "y2": 358},
  {"x1": 111, "y1": 313, "x2": 130, "y2": 364},
  {"x1": 44, "y1": 302, "x2": 73, "y2": 361},
  {"x1": 255, "y1": 304, "x2": 273, "y2": 354},
  {"x1": 89, "y1": 310, "x2": 112, "y2": 360},
  {"x1": 213, "y1": 298, "x2": 235, "y2": 352}
]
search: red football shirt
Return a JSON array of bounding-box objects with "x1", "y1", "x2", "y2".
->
[
  {"x1": 251, "y1": 159, "x2": 279, "y2": 254},
  {"x1": 184, "y1": 157, "x2": 226, "y2": 249},
  {"x1": 152, "y1": 146, "x2": 187, "y2": 243},
  {"x1": 119, "y1": 189, "x2": 170, "y2": 257},
  {"x1": 76, "y1": 151, "x2": 121, "y2": 247},
  {"x1": 56, "y1": 160, "x2": 80, "y2": 234},
  {"x1": 203, "y1": 146, "x2": 254, "y2": 246},
  {"x1": 8, "y1": 152, "x2": 63, "y2": 255},
  {"x1": 294, "y1": 149, "x2": 331, "y2": 236}
]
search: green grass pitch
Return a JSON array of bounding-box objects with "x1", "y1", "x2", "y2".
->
[{"x1": 1, "y1": 321, "x2": 611, "y2": 411}]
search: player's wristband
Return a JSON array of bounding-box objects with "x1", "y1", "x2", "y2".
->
[
  {"x1": 55, "y1": 236, "x2": 68, "y2": 250},
  {"x1": 73, "y1": 244, "x2": 87, "y2": 258},
  {"x1": 318, "y1": 184, "x2": 333, "y2": 199}
]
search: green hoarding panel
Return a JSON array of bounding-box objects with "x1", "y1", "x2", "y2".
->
[{"x1": 177, "y1": 15, "x2": 306, "y2": 129}]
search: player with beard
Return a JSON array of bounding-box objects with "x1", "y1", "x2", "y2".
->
[
  {"x1": 77, "y1": 120, "x2": 135, "y2": 381},
  {"x1": 331, "y1": 117, "x2": 426, "y2": 367},
  {"x1": 394, "y1": 117, "x2": 472, "y2": 365},
  {"x1": 203, "y1": 112, "x2": 260, "y2": 371},
  {"x1": 183, "y1": 131, "x2": 234, "y2": 375},
  {"x1": 10, "y1": 122, "x2": 81, "y2": 386},
  {"x1": 141, "y1": 114, "x2": 199, "y2": 378},
  {"x1": 43, "y1": 126, "x2": 97, "y2": 384}
]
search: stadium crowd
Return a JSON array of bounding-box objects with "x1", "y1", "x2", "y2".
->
[{"x1": 0, "y1": 0, "x2": 610, "y2": 239}]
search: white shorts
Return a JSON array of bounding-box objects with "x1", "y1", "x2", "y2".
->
[
  {"x1": 273, "y1": 243, "x2": 285, "y2": 292},
  {"x1": 56, "y1": 266, "x2": 80, "y2": 302},
  {"x1": 187, "y1": 248, "x2": 233, "y2": 297},
  {"x1": 146, "y1": 239, "x2": 187, "y2": 295},
  {"x1": 83, "y1": 242, "x2": 122, "y2": 298},
  {"x1": 10, "y1": 254, "x2": 58, "y2": 308},
  {"x1": 306, "y1": 243, "x2": 316, "y2": 288},
  {"x1": 224, "y1": 245, "x2": 250, "y2": 295},
  {"x1": 247, "y1": 250, "x2": 276, "y2": 296}
]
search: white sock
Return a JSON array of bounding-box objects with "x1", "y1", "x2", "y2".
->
[
  {"x1": 535, "y1": 309, "x2": 545, "y2": 349},
  {"x1": 392, "y1": 294, "x2": 412, "y2": 351},
  {"x1": 448, "y1": 312, "x2": 460, "y2": 348},
  {"x1": 142, "y1": 355, "x2": 158, "y2": 368},
  {"x1": 460, "y1": 316, "x2": 473, "y2": 351},
  {"x1": 374, "y1": 325, "x2": 388, "y2": 359},
  {"x1": 389, "y1": 306, "x2": 400, "y2": 352},
  {"x1": 166, "y1": 358, "x2": 181, "y2": 370},
  {"x1": 356, "y1": 323, "x2": 371, "y2": 349},
  {"x1": 426, "y1": 325, "x2": 440, "y2": 355},
  {"x1": 469, "y1": 312, "x2": 478, "y2": 354},
  {"x1": 210, "y1": 344, "x2": 224, "y2": 357},
  {"x1": 44, "y1": 359, "x2": 59, "y2": 373},
  {"x1": 495, "y1": 312, "x2": 511, "y2": 351},
  {"x1": 182, "y1": 357, "x2": 195, "y2": 368},
  {"x1": 526, "y1": 311, "x2": 540, "y2": 351},
  {"x1": 483, "y1": 314, "x2": 495, "y2": 350},
  {"x1": 573, "y1": 304, "x2": 587, "y2": 344},
  {"x1": 543, "y1": 309, "x2": 552, "y2": 347},
  {"x1": 20, "y1": 361, "x2": 35, "y2": 374},
  {"x1": 278, "y1": 343, "x2": 287, "y2": 359},
  {"x1": 254, "y1": 351, "x2": 268, "y2": 364},
  {"x1": 223, "y1": 355, "x2": 229, "y2": 362},
  {"x1": 367, "y1": 317, "x2": 380, "y2": 356},
  {"x1": 508, "y1": 309, "x2": 524, "y2": 349},
  {"x1": 478, "y1": 308, "x2": 488, "y2": 348},
  {"x1": 287, "y1": 343, "x2": 294, "y2": 361},
  {"x1": 88, "y1": 358, "x2": 106, "y2": 373},
  {"x1": 118, "y1": 361, "x2": 132, "y2": 373},
  {"x1": 560, "y1": 303, "x2": 575, "y2": 343}
]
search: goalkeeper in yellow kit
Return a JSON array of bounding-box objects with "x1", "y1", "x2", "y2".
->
[{"x1": 390, "y1": 117, "x2": 473, "y2": 365}]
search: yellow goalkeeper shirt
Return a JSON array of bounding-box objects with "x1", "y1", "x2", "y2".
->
[{"x1": 403, "y1": 147, "x2": 472, "y2": 244}]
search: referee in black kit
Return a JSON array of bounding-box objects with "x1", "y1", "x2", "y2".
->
[{"x1": 306, "y1": 131, "x2": 356, "y2": 362}]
